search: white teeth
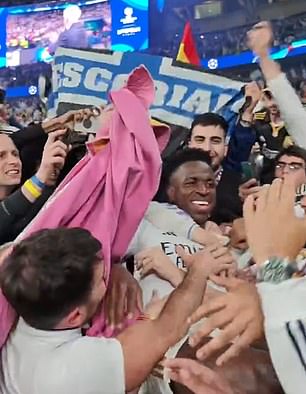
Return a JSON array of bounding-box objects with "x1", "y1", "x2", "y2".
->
[
  {"x1": 192, "y1": 201, "x2": 209, "y2": 206},
  {"x1": 6, "y1": 170, "x2": 19, "y2": 175}
]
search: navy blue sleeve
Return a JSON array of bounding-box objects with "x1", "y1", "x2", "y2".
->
[{"x1": 224, "y1": 122, "x2": 257, "y2": 173}]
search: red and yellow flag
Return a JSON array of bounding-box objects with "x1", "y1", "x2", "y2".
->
[{"x1": 176, "y1": 22, "x2": 200, "y2": 66}]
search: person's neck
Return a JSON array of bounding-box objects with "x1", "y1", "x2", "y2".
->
[
  {"x1": 198, "y1": 217, "x2": 210, "y2": 229},
  {"x1": 0, "y1": 185, "x2": 14, "y2": 201},
  {"x1": 65, "y1": 21, "x2": 76, "y2": 30},
  {"x1": 270, "y1": 113, "x2": 282, "y2": 125}
]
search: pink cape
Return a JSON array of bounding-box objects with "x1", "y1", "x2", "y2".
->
[{"x1": 0, "y1": 66, "x2": 170, "y2": 347}]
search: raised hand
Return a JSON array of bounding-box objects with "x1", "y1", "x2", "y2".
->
[
  {"x1": 164, "y1": 358, "x2": 233, "y2": 394},
  {"x1": 35, "y1": 129, "x2": 68, "y2": 186},
  {"x1": 104, "y1": 264, "x2": 143, "y2": 331},
  {"x1": 247, "y1": 21, "x2": 273, "y2": 58},
  {"x1": 244, "y1": 177, "x2": 306, "y2": 265},
  {"x1": 135, "y1": 247, "x2": 185, "y2": 287},
  {"x1": 238, "y1": 178, "x2": 262, "y2": 202},
  {"x1": 188, "y1": 275, "x2": 263, "y2": 366}
]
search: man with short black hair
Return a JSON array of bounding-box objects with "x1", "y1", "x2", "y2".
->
[
  {"x1": 188, "y1": 113, "x2": 229, "y2": 172},
  {"x1": 187, "y1": 112, "x2": 250, "y2": 224},
  {"x1": 157, "y1": 148, "x2": 216, "y2": 228},
  {"x1": 274, "y1": 145, "x2": 306, "y2": 187},
  {"x1": 0, "y1": 227, "x2": 212, "y2": 393}
]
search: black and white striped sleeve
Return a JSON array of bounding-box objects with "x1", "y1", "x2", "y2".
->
[{"x1": 257, "y1": 278, "x2": 306, "y2": 394}]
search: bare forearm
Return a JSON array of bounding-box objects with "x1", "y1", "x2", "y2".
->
[
  {"x1": 157, "y1": 267, "x2": 207, "y2": 345},
  {"x1": 169, "y1": 268, "x2": 185, "y2": 288},
  {"x1": 118, "y1": 267, "x2": 207, "y2": 390},
  {"x1": 259, "y1": 53, "x2": 281, "y2": 81},
  {"x1": 259, "y1": 54, "x2": 306, "y2": 148}
]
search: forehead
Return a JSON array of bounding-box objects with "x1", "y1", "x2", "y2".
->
[
  {"x1": 278, "y1": 154, "x2": 305, "y2": 164},
  {"x1": 170, "y1": 161, "x2": 214, "y2": 183},
  {"x1": 191, "y1": 124, "x2": 225, "y2": 139},
  {"x1": 0, "y1": 134, "x2": 17, "y2": 151}
]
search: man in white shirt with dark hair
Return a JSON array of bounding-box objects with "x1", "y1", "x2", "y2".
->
[{"x1": 0, "y1": 227, "x2": 212, "y2": 394}]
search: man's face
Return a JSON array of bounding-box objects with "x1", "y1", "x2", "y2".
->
[
  {"x1": 0, "y1": 105, "x2": 9, "y2": 123},
  {"x1": 262, "y1": 92, "x2": 280, "y2": 117},
  {"x1": 0, "y1": 134, "x2": 22, "y2": 187},
  {"x1": 188, "y1": 125, "x2": 227, "y2": 170},
  {"x1": 167, "y1": 161, "x2": 216, "y2": 227},
  {"x1": 267, "y1": 99, "x2": 280, "y2": 117},
  {"x1": 274, "y1": 154, "x2": 306, "y2": 189}
]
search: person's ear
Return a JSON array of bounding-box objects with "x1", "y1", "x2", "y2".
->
[
  {"x1": 224, "y1": 143, "x2": 228, "y2": 157},
  {"x1": 65, "y1": 307, "x2": 86, "y2": 329},
  {"x1": 167, "y1": 186, "x2": 176, "y2": 203}
]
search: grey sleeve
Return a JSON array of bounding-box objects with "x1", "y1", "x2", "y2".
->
[{"x1": 268, "y1": 73, "x2": 306, "y2": 149}]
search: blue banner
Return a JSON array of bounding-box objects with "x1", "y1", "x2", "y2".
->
[
  {"x1": 50, "y1": 48, "x2": 243, "y2": 132},
  {"x1": 111, "y1": 0, "x2": 149, "y2": 51}
]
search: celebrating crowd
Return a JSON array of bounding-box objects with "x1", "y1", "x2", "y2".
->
[
  {"x1": 196, "y1": 11, "x2": 306, "y2": 58},
  {"x1": 163, "y1": 11, "x2": 306, "y2": 60},
  {"x1": 0, "y1": 20, "x2": 306, "y2": 394}
]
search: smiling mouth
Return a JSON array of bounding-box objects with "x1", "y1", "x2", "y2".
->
[
  {"x1": 192, "y1": 200, "x2": 210, "y2": 207},
  {"x1": 5, "y1": 169, "x2": 20, "y2": 176}
]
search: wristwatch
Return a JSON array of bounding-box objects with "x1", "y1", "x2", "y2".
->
[{"x1": 257, "y1": 257, "x2": 298, "y2": 284}]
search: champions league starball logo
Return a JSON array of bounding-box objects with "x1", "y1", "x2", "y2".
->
[
  {"x1": 28, "y1": 85, "x2": 38, "y2": 95},
  {"x1": 208, "y1": 58, "x2": 218, "y2": 70}
]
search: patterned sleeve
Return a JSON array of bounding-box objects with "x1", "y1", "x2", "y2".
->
[{"x1": 257, "y1": 278, "x2": 306, "y2": 394}]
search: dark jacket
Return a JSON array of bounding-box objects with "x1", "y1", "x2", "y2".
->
[
  {"x1": 0, "y1": 124, "x2": 87, "y2": 244},
  {"x1": 254, "y1": 110, "x2": 292, "y2": 184},
  {"x1": 212, "y1": 168, "x2": 243, "y2": 224},
  {"x1": 49, "y1": 22, "x2": 88, "y2": 54},
  {"x1": 0, "y1": 187, "x2": 54, "y2": 245},
  {"x1": 0, "y1": 124, "x2": 49, "y2": 244},
  {"x1": 212, "y1": 122, "x2": 256, "y2": 224}
]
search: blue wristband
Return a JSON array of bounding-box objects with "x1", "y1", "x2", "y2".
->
[{"x1": 31, "y1": 175, "x2": 46, "y2": 189}]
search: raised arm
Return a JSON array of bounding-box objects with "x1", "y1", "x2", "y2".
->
[
  {"x1": 248, "y1": 21, "x2": 306, "y2": 149},
  {"x1": 224, "y1": 82, "x2": 260, "y2": 173},
  {"x1": 0, "y1": 130, "x2": 68, "y2": 244},
  {"x1": 117, "y1": 249, "x2": 214, "y2": 391}
]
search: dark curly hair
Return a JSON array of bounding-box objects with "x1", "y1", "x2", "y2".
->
[{"x1": 154, "y1": 148, "x2": 212, "y2": 203}]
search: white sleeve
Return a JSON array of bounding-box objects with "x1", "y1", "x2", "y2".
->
[
  {"x1": 36, "y1": 337, "x2": 125, "y2": 394},
  {"x1": 146, "y1": 202, "x2": 199, "y2": 239},
  {"x1": 126, "y1": 218, "x2": 174, "y2": 256},
  {"x1": 267, "y1": 73, "x2": 306, "y2": 149},
  {"x1": 257, "y1": 278, "x2": 306, "y2": 394}
]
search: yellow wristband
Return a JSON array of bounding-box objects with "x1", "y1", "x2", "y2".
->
[{"x1": 24, "y1": 180, "x2": 42, "y2": 199}]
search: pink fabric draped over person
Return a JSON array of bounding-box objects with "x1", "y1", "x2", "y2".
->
[{"x1": 0, "y1": 66, "x2": 170, "y2": 347}]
